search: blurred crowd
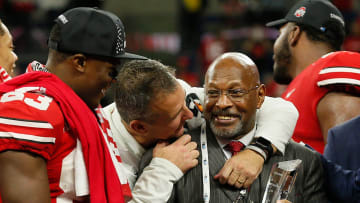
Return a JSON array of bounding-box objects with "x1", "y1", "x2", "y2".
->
[
  {"x1": 0, "y1": 0, "x2": 104, "y2": 74},
  {"x1": 2, "y1": 0, "x2": 360, "y2": 94},
  {"x1": 0, "y1": 0, "x2": 360, "y2": 202}
]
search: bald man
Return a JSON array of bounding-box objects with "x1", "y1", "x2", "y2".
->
[{"x1": 140, "y1": 52, "x2": 328, "y2": 202}]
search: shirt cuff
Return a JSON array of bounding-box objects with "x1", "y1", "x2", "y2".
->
[
  {"x1": 150, "y1": 157, "x2": 184, "y2": 181},
  {"x1": 256, "y1": 97, "x2": 299, "y2": 155}
]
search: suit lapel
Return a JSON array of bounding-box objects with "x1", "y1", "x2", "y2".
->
[
  {"x1": 206, "y1": 125, "x2": 242, "y2": 202},
  {"x1": 206, "y1": 125, "x2": 226, "y2": 178}
]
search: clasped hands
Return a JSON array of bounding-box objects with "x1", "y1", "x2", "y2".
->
[{"x1": 214, "y1": 148, "x2": 265, "y2": 189}]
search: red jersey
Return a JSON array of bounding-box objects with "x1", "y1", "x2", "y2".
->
[
  {"x1": 0, "y1": 90, "x2": 81, "y2": 201},
  {"x1": 282, "y1": 51, "x2": 360, "y2": 153},
  {"x1": 0, "y1": 68, "x2": 132, "y2": 202}
]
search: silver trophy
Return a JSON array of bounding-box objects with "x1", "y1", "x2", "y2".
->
[{"x1": 262, "y1": 159, "x2": 302, "y2": 203}]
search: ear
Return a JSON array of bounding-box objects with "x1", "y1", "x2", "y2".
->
[
  {"x1": 71, "y1": 54, "x2": 87, "y2": 73},
  {"x1": 288, "y1": 25, "x2": 301, "y2": 47},
  {"x1": 256, "y1": 84, "x2": 266, "y2": 109},
  {"x1": 129, "y1": 120, "x2": 148, "y2": 134}
]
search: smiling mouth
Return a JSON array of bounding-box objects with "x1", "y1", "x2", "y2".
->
[
  {"x1": 213, "y1": 114, "x2": 241, "y2": 124},
  {"x1": 217, "y1": 115, "x2": 236, "y2": 120},
  {"x1": 210, "y1": 108, "x2": 241, "y2": 123}
]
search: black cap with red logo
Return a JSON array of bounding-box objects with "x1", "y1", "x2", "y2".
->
[{"x1": 266, "y1": 0, "x2": 345, "y2": 38}]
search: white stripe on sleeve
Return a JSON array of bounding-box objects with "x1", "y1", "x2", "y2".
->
[
  {"x1": 317, "y1": 78, "x2": 360, "y2": 87},
  {"x1": 0, "y1": 117, "x2": 53, "y2": 129},
  {"x1": 319, "y1": 67, "x2": 360, "y2": 74},
  {"x1": 0, "y1": 131, "x2": 56, "y2": 143}
]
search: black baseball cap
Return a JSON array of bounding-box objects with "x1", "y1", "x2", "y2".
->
[
  {"x1": 48, "y1": 7, "x2": 147, "y2": 62},
  {"x1": 266, "y1": 0, "x2": 345, "y2": 37}
]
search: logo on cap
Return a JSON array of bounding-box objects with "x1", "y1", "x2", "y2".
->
[
  {"x1": 115, "y1": 20, "x2": 125, "y2": 55},
  {"x1": 58, "y1": 14, "x2": 68, "y2": 24},
  {"x1": 294, "y1": 7, "x2": 306, "y2": 18}
]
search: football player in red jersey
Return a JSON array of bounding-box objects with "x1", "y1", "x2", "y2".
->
[
  {"x1": 0, "y1": 7, "x2": 146, "y2": 203},
  {"x1": 266, "y1": 0, "x2": 360, "y2": 153}
]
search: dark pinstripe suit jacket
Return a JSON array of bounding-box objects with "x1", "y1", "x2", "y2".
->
[{"x1": 139, "y1": 124, "x2": 328, "y2": 203}]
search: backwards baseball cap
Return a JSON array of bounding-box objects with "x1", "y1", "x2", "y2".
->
[
  {"x1": 266, "y1": 0, "x2": 345, "y2": 37},
  {"x1": 48, "y1": 7, "x2": 147, "y2": 61}
]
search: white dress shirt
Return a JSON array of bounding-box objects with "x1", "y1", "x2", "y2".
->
[{"x1": 216, "y1": 124, "x2": 257, "y2": 160}]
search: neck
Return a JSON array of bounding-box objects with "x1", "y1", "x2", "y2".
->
[
  {"x1": 291, "y1": 36, "x2": 335, "y2": 78},
  {"x1": 45, "y1": 53, "x2": 56, "y2": 73},
  {"x1": 233, "y1": 124, "x2": 256, "y2": 140},
  {"x1": 45, "y1": 59, "x2": 77, "y2": 95},
  {"x1": 122, "y1": 120, "x2": 152, "y2": 149}
]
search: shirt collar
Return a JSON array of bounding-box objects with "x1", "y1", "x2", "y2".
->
[
  {"x1": 216, "y1": 123, "x2": 257, "y2": 150},
  {"x1": 108, "y1": 103, "x2": 145, "y2": 159}
]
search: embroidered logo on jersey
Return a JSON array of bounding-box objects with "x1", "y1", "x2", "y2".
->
[
  {"x1": 186, "y1": 93, "x2": 203, "y2": 116},
  {"x1": 27, "y1": 61, "x2": 48, "y2": 73},
  {"x1": 294, "y1": 7, "x2": 306, "y2": 18}
]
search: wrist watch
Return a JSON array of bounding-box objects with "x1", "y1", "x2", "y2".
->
[{"x1": 248, "y1": 137, "x2": 274, "y2": 162}]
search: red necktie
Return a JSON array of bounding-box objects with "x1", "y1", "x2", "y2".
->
[{"x1": 224, "y1": 140, "x2": 245, "y2": 156}]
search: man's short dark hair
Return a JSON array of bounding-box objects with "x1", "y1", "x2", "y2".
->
[
  {"x1": 115, "y1": 59, "x2": 178, "y2": 123},
  {"x1": 297, "y1": 21, "x2": 345, "y2": 51}
]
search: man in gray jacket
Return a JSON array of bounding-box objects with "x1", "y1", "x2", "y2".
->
[
  {"x1": 104, "y1": 58, "x2": 300, "y2": 202},
  {"x1": 138, "y1": 53, "x2": 327, "y2": 202}
]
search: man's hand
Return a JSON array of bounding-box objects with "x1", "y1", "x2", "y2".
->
[
  {"x1": 153, "y1": 134, "x2": 199, "y2": 173},
  {"x1": 214, "y1": 149, "x2": 264, "y2": 188}
]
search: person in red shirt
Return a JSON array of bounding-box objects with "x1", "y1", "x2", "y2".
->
[
  {"x1": 0, "y1": 7, "x2": 147, "y2": 202},
  {"x1": 266, "y1": 0, "x2": 360, "y2": 153}
]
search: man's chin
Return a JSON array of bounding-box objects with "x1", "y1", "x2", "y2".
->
[
  {"x1": 210, "y1": 123, "x2": 239, "y2": 139},
  {"x1": 210, "y1": 122, "x2": 242, "y2": 139}
]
